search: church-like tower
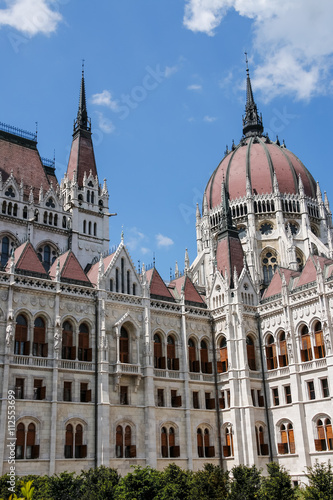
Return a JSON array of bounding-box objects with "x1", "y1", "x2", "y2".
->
[{"x1": 192, "y1": 63, "x2": 333, "y2": 292}]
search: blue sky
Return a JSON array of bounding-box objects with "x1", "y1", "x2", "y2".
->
[{"x1": 0, "y1": 0, "x2": 332, "y2": 280}]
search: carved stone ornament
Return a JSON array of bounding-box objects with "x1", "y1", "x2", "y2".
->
[
  {"x1": 6, "y1": 323, "x2": 13, "y2": 346},
  {"x1": 325, "y1": 333, "x2": 331, "y2": 352},
  {"x1": 54, "y1": 325, "x2": 62, "y2": 351}
]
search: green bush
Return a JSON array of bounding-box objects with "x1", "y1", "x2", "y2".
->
[
  {"x1": 189, "y1": 463, "x2": 229, "y2": 500},
  {"x1": 114, "y1": 466, "x2": 162, "y2": 500},
  {"x1": 304, "y1": 462, "x2": 333, "y2": 500},
  {"x1": 260, "y1": 462, "x2": 296, "y2": 500},
  {"x1": 79, "y1": 466, "x2": 120, "y2": 500},
  {"x1": 229, "y1": 464, "x2": 262, "y2": 500}
]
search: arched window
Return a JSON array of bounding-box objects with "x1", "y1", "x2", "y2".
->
[
  {"x1": 15, "y1": 314, "x2": 29, "y2": 356},
  {"x1": 16, "y1": 422, "x2": 39, "y2": 459},
  {"x1": 246, "y1": 335, "x2": 256, "y2": 370},
  {"x1": 2, "y1": 201, "x2": 6, "y2": 214},
  {"x1": 115, "y1": 268, "x2": 119, "y2": 292},
  {"x1": 13, "y1": 204, "x2": 18, "y2": 216},
  {"x1": 23, "y1": 206, "x2": 28, "y2": 219},
  {"x1": 94, "y1": 222, "x2": 97, "y2": 236},
  {"x1": 167, "y1": 335, "x2": 179, "y2": 371},
  {"x1": 127, "y1": 270, "x2": 130, "y2": 294},
  {"x1": 65, "y1": 423, "x2": 86, "y2": 458},
  {"x1": 62, "y1": 216, "x2": 67, "y2": 228},
  {"x1": 48, "y1": 213, "x2": 53, "y2": 225},
  {"x1": 265, "y1": 334, "x2": 277, "y2": 370},
  {"x1": 91, "y1": 191, "x2": 95, "y2": 204},
  {"x1": 154, "y1": 333, "x2": 165, "y2": 369},
  {"x1": 62, "y1": 321, "x2": 75, "y2": 360},
  {"x1": 78, "y1": 323, "x2": 92, "y2": 362},
  {"x1": 1, "y1": 236, "x2": 10, "y2": 266},
  {"x1": 223, "y1": 425, "x2": 234, "y2": 457},
  {"x1": 300, "y1": 325, "x2": 313, "y2": 362},
  {"x1": 262, "y1": 249, "x2": 278, "y2": 285},
  {"x1": 315, "y1": 418, "x2": 333, "y2": 452},
  {"x1": 314, "y1": 321, "x2": 325, "y2": 359},
  {"x1": 37, "y1": 244, "x2": 57, "y2": 271},
  {"x1": 217, "y1": 337, "x2": 228, "y2": 373},
  {"x1": 255, "y1": 425, "x2": 268, "y2": 456},
  {"x1": 188, "y1": 338, "x2": 199, "y2": 372},
  {"x1": 161, "y1": 426, "x2": 179, "y2": 458},
  {"x1": 8, "y1": 202, "x2": 12, "y2": 215},
  {"x1": 33, "y1": 317, "x2": 47, "y2": 357},
  {"x1": 197, "y1": 428, "x2": 204, "y2": 457},
  {"x1": 88, "y1": 221, "x2": 92, "y2": 235},
  {"x1": 278, "y1": 423, "x2": 295, "y2": 454},
  {"x1": 53, "y1": 213, "x2": 58, "y2": 225},
  {"x1": 43, "y1": 211, "x2": 48, "y2": 224},
  {"x1": 83, "y1": 220, "x2": 86, "y2": 233},
  {"x1": 116, "y1": 424, "x2": 136, "y2": 458},
  {"x1": 43, "y1": 245, "x2": 51, "y2": 271},
  {"x1": 278, "y1": 331, "x2": 288, "y2": 367},
  {"x1": 87, "y1": 190, "x2": 90, "y2": 203},
  {"x1": 121, "y1": 258, "x2": 125, "y2": 293},
  {"x1": 200, "y1": 340, "x2": 212, "y2": 374},
  {"x1": 120, "y1": 326, "x2": 129, "y2": 363}
]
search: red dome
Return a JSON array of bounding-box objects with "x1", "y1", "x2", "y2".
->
[{"x1": 205, "y1": 136, "x2": 316, "y2": 210}]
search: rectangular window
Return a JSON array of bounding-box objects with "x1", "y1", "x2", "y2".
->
[
  {"x1": 80, "y1": 383, "x2": 91, "y2": 402},
  {"x1": 227, "y1": 389, "x2": 231, "y2": 408},
  {"x1": 120, "y1": 386, "x2": 128, "y2": 405},
  {"x1": 321, "y1": 378, "x2": 330, "y2": 398},
  {"x1": 257, "y1": 390, "x2": 264, "y2": 407},
  {"x1": 15, "y1": 378, "x2": 24, "y2": 399},
  {"x1": 63, "y1": 381, "x2": 72, "y2": 402},
  {"x1": 251, "y1": 389, "x2": 256, "y2": 406},
  {"x1": 171, "y1": 389, "x2": 182, "y2": 407},
  {"x1": 272, "y1": 388, "x2": 279, "y2": 406},
  {"x1": 157, "y1": 389, "x2": 164, "y2": 407},
  {"x1": 205, "y1": 392, "x2": 215, "y2": 410},
  {"x1": 284, "y1": 385, "x2": 292, "y2": 404},
  {"x1": 193, "y1": 391, "x2": 199, "y2": 409},
  {"x1": 219, "y1": 391, "x2": 225, "y2": 409},
  {"x1": 34, "y1": 379, "x2": 46, "y2": 400},
  {"x1": 307, "y1": 381, "x2": 316, "y2": 400}
]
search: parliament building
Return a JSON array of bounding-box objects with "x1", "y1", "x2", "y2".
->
[{"x1": 0, "y1": 66, "x2": 332, "y2": 482}]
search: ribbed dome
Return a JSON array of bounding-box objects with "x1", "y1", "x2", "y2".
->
[{"x1": 204, "y1": 136, "x2": 317, "y2": 210}]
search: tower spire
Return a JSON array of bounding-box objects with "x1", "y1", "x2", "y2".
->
[
  {"x1": 74, "y1": 60, "x2": 91, "y2": 133},
  {"x1": 242, "y1": 53, "x2": 263, "y2": 138}
]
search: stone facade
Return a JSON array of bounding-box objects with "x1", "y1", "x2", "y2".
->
[{"x1": 0, "y1": 70, "x2": 332, "y2": 483}]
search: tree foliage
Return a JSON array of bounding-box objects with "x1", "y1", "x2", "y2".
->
[
  {"x1": 303, "y1": 462, "x2": 333, "y2": 500},
  {"x1": 260, "y1": 462, "x2": 296, "y2": 500},
  {"x1": 114, "y1": 465, "x2": 162, "y2": 500},
  {"x1": 229, "y1": 464, "x2": 262, "y2": 500}
]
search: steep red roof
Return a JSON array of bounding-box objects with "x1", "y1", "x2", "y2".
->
[
  {"x1": 6, "y1": 241, "x2": 47, "y2": 277},
  {"x1": 0, "y1": 131, "x2": 53, "y2": 202},
  {"x1": 49, "y1": 250, "x2": 91, "y2": 285},
  {"x1": 216, "y1": 235, "x2": 244, "y2": 285},
  {"x1": 262, "y1": 268, "x2": 299, "y2": 299},
  {"x1": 66, "y1": 131, "x2": 98, "y2": 186},
  {"x1": 146, "y1": 268, "x2": 175, "y2": 301},
  {"x1": 296, "y1": 256, "x2": 326, "y2": 288},
  {"x1": 169, "y1": 275, "x2": 206, "y2": 306},
  {"x1": 87, "y1": 252, "x2": 115, "y2": 285}
]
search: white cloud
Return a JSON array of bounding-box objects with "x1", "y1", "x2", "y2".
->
[
  {"x1": 187, "y1": 84, "x2": 202, "y2": 91},
  {"x1": 95, "y1": 112, "x2": 115, "y2": 134},
  {"x1": 156, "y1": 234, "x2": 174, "y2": 248},
  {"x1": 164, "y1": 65, "x2": 179, "y2": 78},
  {"x1": 204, "y1": 115, "x2": 217, "y2": 122},
  {"x1": 0, "y1": 0, "x2": 62, "y2": 36},
  {"x1": 140, "y1": 247, "x2": 150, "y2": 255},
  {"x1": 91, "y1": 90, "x2": 119, "y2": 111},
  {"x1": 126, "y1": 227, "x2": 146, "y2": 252},
  {"x1": 183, "y1": 0, "x2": 333, "y2": 100}
]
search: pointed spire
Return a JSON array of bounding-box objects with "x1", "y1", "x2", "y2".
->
[
  {"x1": 175, "y1": 261, "x2": 179, "y2": 279},
  {"x1": 233, "y1": 266, "x2": 239, "y2": 288},
  {"x1": 55, "y1": 258, "x2": 61, "y2": 282},
  {"x1": 196, "y1": 203, "x2": 201, "y2": 221},
  {"x1": 324, "y1": 191, "x2": 331, "y2": 212},
  {"x1": 298, "y1": 173, "x2": 304, "y2": 196},
  {"x1": 121, "y1": 226, "x2": 124, "y2": 243},
  {"x1": 203, "y1": 194, "x2": 208, "y2": 216},
  {"x1": 74, "y1": 61, "x2": 90, "y2": 133},
  {"x1": 242, "y1": 53, "x2": 263, "y2": 138},
  {"x1": 220, "y1": 181, "x2": 234, "y2": 232},
  {"x1": 316, "y1": 181, "x2": 323, "y2": 202},
  {"x1": 39, "y1": 184, "x2": 43, "y2": 203},
  {"x1": 185, "y1": 248, "x2": 190, "y2": 272},
  {"x1": 29, "y1": 186, "x2": 34, "y2": 204},
  {"x1": 273, "y1": 171, "x2": 279, "y2": 194}
]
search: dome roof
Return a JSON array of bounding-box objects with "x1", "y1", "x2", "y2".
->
[
  {"x1": 205, "y1": 136, "x2": 317, "y2": 210},
  {"x1": 204, "y1": 63, "x2": 317, "y2": 210}
]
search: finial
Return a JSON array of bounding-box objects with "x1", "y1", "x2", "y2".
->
[
  {"x1": 82, "y1": 58, "x2": 85, "y2": 76},
  {"x1": 245, "y1": 51, "x2": 249, "y2": 73},
  {"x1": 121, "y1": 226, "x2": 124, "y2": 242},
  {"x1": 153, "y1": 253, "x2": 155, "y2": 268},
  {"x1": 175, "y1": 261, "x2": 179, "y2": 278}
]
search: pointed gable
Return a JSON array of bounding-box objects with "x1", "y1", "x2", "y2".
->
[
  {"x1": 146, "y1": 268, "x2": 175, "y2": 302},
  {"x1": 169, "y1": 275, "x2": 206, "y2": 307},
  {"x1": 49, "y1": 250, "x2": 91, "y2": 286},
  {"x1": 6, "y1": 241, "x2": 48, "y2": 278},
  {"x1": 294, "y1": 255, "x2": 333, "y2": 289},
  {"x1": 262, "y1": 267, "x2": 298, "y2": 299},
  {"x1": 87, "y1": 252, "x2": 115, "y2": 286}
]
